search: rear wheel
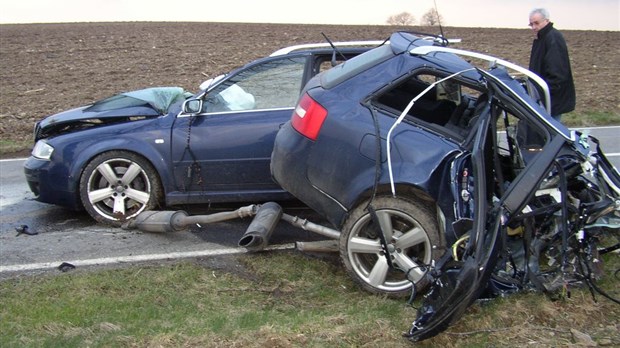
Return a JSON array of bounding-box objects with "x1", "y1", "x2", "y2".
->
[
  {"x1": 340, "y1": 196, "x2": 443, "y2": 297},
  {"x1": 79, "y1": 151, "x2": 163, "y2": 226}
]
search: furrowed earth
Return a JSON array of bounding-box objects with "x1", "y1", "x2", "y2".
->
[{"x1": 0, "y1": 22, "x2": 619, "y2": 158}]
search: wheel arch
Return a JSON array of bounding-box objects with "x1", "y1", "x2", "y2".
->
[
  {"x1": 350, "y1": 183, "x2": 437, "y2": 214},
  {"x1": 337, "y1": 161, "x2": 439, "y2": 225},
  {"x1": 338, "y1": 181, "x2": 440, "y2": 228},
  {"x1": 68, "y1": 138, "x2": 172, "y2": 199}
]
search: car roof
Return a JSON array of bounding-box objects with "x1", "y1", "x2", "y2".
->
[{"x1": 269, "y1": 41, "x2": 386, "y2": 56}]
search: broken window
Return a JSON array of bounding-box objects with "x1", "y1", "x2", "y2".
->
[
  {"x1": 373, "y1": 71, "x2": 485, "y2": 139},
  {"x1": 204, "y1": 57, "x2": 306, "y2": 113}
]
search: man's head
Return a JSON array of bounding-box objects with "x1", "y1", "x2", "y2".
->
[{"x1": 529, "y1": 8, "x2": 550, "y2": 33}]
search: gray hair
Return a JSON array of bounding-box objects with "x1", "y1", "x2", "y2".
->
[{"x1": 530, "y1": 8, "x2": 550, "y2": 20}]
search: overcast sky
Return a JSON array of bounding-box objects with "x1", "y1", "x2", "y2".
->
[{"x1": 1, "y1": 0, "x2": 618, "y2": 31}]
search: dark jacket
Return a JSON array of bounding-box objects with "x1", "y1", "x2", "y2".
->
[{"x1": 529, "y1": 23, "x2": 576, "y2": 116}]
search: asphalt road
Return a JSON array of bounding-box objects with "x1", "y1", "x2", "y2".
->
[
  {"x1": 0, "y1": 159, "x2": 329, "y2": 277},
  {"x1": 1, "y1": 126, "x2": 618, "y2": 277}
]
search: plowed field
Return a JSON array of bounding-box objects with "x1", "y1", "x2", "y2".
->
[{"x1": 1, "y1": 22, "x2": 618, "y2": 157}]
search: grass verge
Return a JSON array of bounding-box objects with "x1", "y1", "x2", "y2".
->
[
  {"x1": 563, "y1": 111, "x2": 620, "y2": 128},
  {"x1": 0, "y1": 139, "x2": 31, "y2": 158},
  {"x1": 1, "y1": 251, "x2": 618, "y2": 347}
]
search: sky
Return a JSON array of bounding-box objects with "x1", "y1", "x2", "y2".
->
[{"x1": 0, "y1": 0, "x2": 618, "y2": 31}]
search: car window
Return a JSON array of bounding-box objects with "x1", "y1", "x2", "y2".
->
[
  {"x1": 374, "y1": 71, "x2": 485, "y2": 138},
  {"x1": 204, "y1": 56, "x2": 306, "y2": 113}
]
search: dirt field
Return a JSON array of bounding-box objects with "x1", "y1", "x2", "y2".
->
[{"x1": 1, "y1": 22, "x2": 619, "y2": 157}]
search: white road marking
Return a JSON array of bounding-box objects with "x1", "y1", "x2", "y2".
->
[
  {"x1": 0, "y1": 157, "x2": 28, "y2": 162},
  {"x1": 0, "y1": 244, "x2": 295, "y2": 273}
]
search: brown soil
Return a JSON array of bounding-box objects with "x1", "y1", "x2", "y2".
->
[{"x1": 1, "y1": 22, "x2": 619, "y2": 158}]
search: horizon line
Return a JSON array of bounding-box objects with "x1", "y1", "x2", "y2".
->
[{"x1": 0, "y1": 20, "x2": 617, "y2": 32}]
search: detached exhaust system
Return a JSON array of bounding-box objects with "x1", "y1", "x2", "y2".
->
[
  {"x1": 122, "y1": 202, "x2": 341, "y2": 252},
  {"x1": 122, "y1": 205, "x2": 258, "y2": 233}
]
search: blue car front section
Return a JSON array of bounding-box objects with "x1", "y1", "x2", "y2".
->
[{"x1": 24, "y1": 114, "x2": 176, "y2": 210}]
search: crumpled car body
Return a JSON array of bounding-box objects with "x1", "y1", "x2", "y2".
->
[
  {"x1": 24, "y1": 43, "x2": 375, "y2": 225},
  {"x1": 270, "y1": 31, "x2": 620, "y2": 340}
]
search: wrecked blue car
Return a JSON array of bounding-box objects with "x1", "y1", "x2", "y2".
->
[
  {"x1": 270, "y1": 32, "x2": 620, "y2": 340},
  {"x1": 24, "y1": 42, "x2": 376, "y2": 225}
]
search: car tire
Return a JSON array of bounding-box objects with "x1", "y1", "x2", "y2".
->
[
  {"x1": 339, "y1": 195, "x2": 443, "y2": 297},
  {"x1": 79, "y1": 151, "x2": 163, "y2": 226}
]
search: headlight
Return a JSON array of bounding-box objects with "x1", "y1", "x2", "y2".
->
[{"x1": 31, "y1": 140, "x2": 54, "y2": 160}]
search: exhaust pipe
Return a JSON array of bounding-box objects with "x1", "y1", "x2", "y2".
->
[
  {"x1": 281, "y1": 214, "x2": 340, "y2": 240},
  {"x1": 295, "y1": 240, "x2": 339, "y2": 253},
  {"x1": 237, "y1": 202, "x2": 342, "y2": 251},
  {"x1": 122, "y1": 205, "x2": 258, "y2": 233},
  {"x1": 238, "y1": 202, "x2": 283, "y2": 251}
]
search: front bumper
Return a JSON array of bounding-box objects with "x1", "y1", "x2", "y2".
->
[{"x1": 24, "y1": 156, "x2": 82, "y2": 210}]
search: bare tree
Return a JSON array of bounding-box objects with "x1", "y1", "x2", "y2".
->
[
  {"x1": 386, "y1": 12, "x2": 416, "y2": 26},
  {"x1": 421, "y1": 8, "x2": 445, "y2": 26}
]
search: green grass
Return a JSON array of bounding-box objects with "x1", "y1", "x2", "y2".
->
[
  {"x1": 0, "y1": 253, "x2": 414, "y2": 347},
  {"x1": 0, "y1": 139, "x2": 31, "y2": 157},
  {"x1": 563, "y1": 111, "x2": 620, "y2": 128},
  {"x1": 1, "y1": 251, "x2": 619, "y2": 347}
]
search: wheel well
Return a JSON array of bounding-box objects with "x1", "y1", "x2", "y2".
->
[
  {"x1": 353, "y1": 183, "x2": 436, "y2": 210},
  {"x1": 340, "y1": 183, "x2": 438, "y2": 228}
]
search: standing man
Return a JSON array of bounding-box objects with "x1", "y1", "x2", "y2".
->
[{"x1": 528, "y1": 8, "x2": 576, "y2": 122}]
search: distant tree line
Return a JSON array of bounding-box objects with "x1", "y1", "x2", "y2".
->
[{"x1": 386, "y1": 8, "x2": 444, "y2": 26}]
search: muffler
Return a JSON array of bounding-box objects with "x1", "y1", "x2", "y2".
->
[
  {"x1": 122, "y1": 205, "x2": 258, "y2": 233},
  {"x1": 238, "y1": 202, "x2": 283, "y2": 251}
]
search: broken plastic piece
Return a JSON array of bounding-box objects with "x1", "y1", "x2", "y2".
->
[
  {"x1": 58, "y1": 262, "x2": 76, "y2": 272},
  {"x1": 15, "y1": 225, "x2": 38, "y2": 236}
]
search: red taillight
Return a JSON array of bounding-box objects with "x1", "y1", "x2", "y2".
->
[{"x1": 291, "y1": 93, "x2": 327, "y2": 141}]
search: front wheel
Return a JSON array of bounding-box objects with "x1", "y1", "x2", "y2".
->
[
  {"x1": 339, "y1": 196, "x2": 444, "y2": 297},
  {"x1": 79, "y1": 151, "x2": 163, "y2": 226}
]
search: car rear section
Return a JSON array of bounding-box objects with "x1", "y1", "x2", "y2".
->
[
  {"x1": 271, "y1": 33, "x2": 474, "y2": 297},
  {"x1": 272, "y1": 32, "x2": 518, "y2": 297}
]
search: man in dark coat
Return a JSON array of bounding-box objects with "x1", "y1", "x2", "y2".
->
[{"x1": 528, "y1": 8, "x2": 576, "y2": 121}]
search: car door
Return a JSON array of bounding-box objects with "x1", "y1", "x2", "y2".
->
[{"x1": 170, "y1": 55, "x2": 308, "y2": 198}]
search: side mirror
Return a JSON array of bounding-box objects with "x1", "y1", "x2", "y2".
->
[{"x1": 182, "y1": 99, "x2": 203, "y2": 114}]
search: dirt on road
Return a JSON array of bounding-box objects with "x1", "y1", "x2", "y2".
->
[{"x1": 1, "y1": 22, "x2": 619, "y2": 157}]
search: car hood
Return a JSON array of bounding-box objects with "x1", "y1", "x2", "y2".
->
[{"x1": 35, "y1": 87, "x2": 190, "y2": 140}]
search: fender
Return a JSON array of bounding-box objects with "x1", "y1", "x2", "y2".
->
[{"x1": 62, "y1": 120, "x2": 176, "y2": 197}]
